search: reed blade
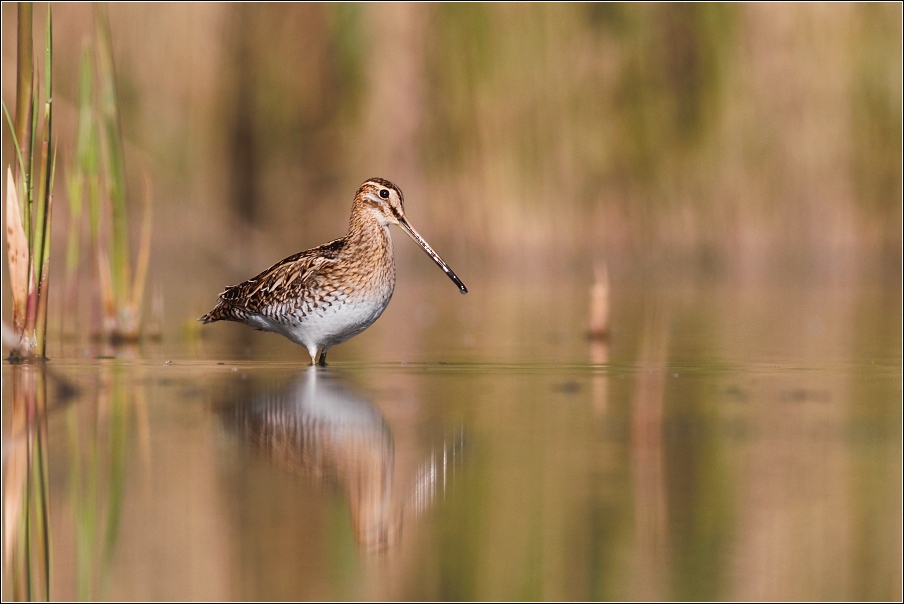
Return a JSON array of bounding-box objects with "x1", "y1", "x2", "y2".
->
[
  {"x1": 35, "y1": 148, "x2": 56, "y2": 359},
  {"x1": 2, "y1": 102, "x2": 29, "y2": 188},
  {"x1": 33, "y1": 8, "x2": 54, "y2": 358}
]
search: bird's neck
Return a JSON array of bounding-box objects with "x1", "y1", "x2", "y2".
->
[{"x1": 347, "y1": 204, "x2": 393, "y2": 255}]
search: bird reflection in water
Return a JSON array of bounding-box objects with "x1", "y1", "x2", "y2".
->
[{"x1": 219, "y1": 367, "x2": 461, "y2": 553}]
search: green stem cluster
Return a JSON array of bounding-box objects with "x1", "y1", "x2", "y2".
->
[
  {"x1": 3, "y1": 3, "x2": 55, "y2": 361},
  {"x1": 64, "y1": 5, "x2": 153, "y2": 342}
]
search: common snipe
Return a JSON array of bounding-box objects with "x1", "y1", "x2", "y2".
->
[{"x1": 200, "y1": 178, "x2": 467, "y2": 364}]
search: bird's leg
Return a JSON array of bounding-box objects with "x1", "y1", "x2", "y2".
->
[
  {"x1": 306, "y1": 345, "x2": 319, "y2": 366},
  {"x1": 317, "y1": 349, "x2": 328, "y2": 366}
]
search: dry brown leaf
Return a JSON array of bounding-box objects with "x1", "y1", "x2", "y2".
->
[{"x1": 6, "y1": 167, "x2": 29, "y2": 331}]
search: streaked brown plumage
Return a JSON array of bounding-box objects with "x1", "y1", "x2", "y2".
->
[{"x1": 200, "y1": 178, "x2": 467, "y2": 364}]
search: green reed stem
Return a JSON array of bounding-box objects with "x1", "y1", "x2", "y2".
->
[
  {"x1": 33, "y1": 8, "x2": 54, "y2": 358},
  {"x1": 94, "y1": 4, "x2": 132, "y2": 310},
  {"x1": 65, "y1": 49, "x2": 97, "y2": 285}
]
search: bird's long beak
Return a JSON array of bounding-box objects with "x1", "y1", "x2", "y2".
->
[{"x1": 397, "y1": 217, "x2": 468, "y2": 294}]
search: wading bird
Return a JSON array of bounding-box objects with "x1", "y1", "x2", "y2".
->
[{"x1": 201, "y1": 178, "x2": 467, "y2": 364}]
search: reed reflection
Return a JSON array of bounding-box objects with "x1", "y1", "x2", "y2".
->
[
  {"x1": 3, "y1": 354, "x2": 137, "y2": 601},
  {"x1": 67, "y1": 355, "x2": 146, "y2": 601},
  {"x1": 220, "y1": 367, "x2": 462, "y2": 554},
  {"x1": 2, "y1": 365, "x2": 51, "y2": 601},
  {"x1": 629, "y1": 306, "x2": 671, "y2": 600}
]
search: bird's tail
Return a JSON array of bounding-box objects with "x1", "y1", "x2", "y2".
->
[{"x1": 199, "y1": 300, "x2": 239, "y2": 324}]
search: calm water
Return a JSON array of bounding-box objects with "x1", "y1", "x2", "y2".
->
[{"x1": 2, "y1": 275, "x2": 901, "y2": 600}]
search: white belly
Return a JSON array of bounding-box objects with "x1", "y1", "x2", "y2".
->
[{"x1": 246, "y1": 291, "x2": 392, "y2": 359}]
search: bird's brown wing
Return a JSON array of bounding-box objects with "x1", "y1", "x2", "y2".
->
[
  {"x1": 199, "y1": 239, "x2": 346, "y2": 324},
  {"x1": 220, "y1": 241, "x2": 345, "y2": 313}
]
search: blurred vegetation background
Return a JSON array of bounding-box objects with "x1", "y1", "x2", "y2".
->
[{"x1": 1, "y1": 3, "x2": 901, "y2": 335}]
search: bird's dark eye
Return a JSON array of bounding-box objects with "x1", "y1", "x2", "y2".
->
[{"x1": 379, "y1": 189, "x2": 390, "y2": 199}]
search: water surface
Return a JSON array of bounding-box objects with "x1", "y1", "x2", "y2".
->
[{"x1": 2, "y1": 276, "x2": 901, "y2": 600}]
